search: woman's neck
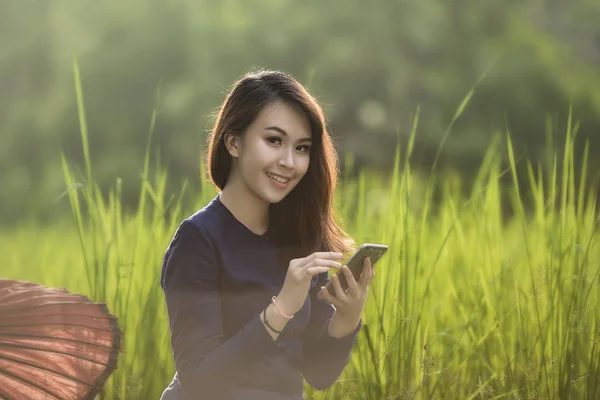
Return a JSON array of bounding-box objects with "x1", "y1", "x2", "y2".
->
[{"x1": 219, "y1": 184, "x2": 270, "y2": 235}]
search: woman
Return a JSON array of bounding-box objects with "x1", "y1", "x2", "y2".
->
[{"x1": 160, "y1": 69, "x2": 375, "y2": 400}]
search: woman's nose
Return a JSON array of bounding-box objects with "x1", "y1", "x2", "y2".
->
[{"x1": 278, "y1": 149, "x2": 295, "y2": 168}]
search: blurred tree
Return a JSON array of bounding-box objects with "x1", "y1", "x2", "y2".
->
[{"x1": 1, "y1": 0, "x2": 599, "y2": 225}]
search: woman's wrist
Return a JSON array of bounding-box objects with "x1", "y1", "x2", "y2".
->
[
  {"x1": 261, "y1": 303, "x2": 290, "y2": 340},
  {"x1": 271, "y1": 295, "x2": 294, "y2": 319},
  {"x1": 327, "y1": 313, "x2": 361, "y2": 338},
  {"x1": 273, "y1": 290, "x2": 294, "y2": 315}
]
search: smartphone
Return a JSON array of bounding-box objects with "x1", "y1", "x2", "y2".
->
[{"x1": 317, "y1": 243, "x2": 388, "y2": 300}]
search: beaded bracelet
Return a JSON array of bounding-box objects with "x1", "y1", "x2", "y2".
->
[
  {"x1": 271, "y1": 296, "x2": 294, "y2": 319},
  {"x1": 262, "y1": 308, "x2": 282, "y2": 334}
]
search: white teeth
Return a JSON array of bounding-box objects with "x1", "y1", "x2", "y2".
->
[{"x1": 267, "y1": 173, "x2": 290, "y2": 183}]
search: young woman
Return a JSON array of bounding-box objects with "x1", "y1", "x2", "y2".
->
[{"x1": 160, "y1": 70, "x2": 375, "y2": 400}]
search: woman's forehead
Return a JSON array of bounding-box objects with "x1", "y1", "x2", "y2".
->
[{"x1": 252, "y1": 101, "x2": 311, "y2": 138}]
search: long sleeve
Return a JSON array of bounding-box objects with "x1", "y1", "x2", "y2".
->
[
  {"x1": 160, "y1": 220, "x2": 278, "y2": 398},
  {"x1": 300, "y1": 272, "x2": 362, "y2": 390}
]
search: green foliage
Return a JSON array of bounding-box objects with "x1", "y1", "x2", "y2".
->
[
  {"x1": 3, "y1": 96, "x2": 599, "y2": 399},
  {"x1": 2, "y1": 3, "x2": 600, "y2": 396}
]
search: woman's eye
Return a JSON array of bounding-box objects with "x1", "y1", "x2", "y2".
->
[{"x1": 267, "y1": 137, "x2": 310, "y2": 152}]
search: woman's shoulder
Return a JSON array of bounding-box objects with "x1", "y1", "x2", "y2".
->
[
  {"x1": 160, "y1": 200, "x2": 224, "y2": 291},
  {"x1": 180, "y1": 198, "x2": 222, "y2": 233},
  {"x1": 177, "y1": 196, "x2": 226, "y2": 238}
]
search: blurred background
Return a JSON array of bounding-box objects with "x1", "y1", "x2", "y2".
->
[
  {"x1": 3, "y1": 3, "x2": 600, "y2": 398},
  {"x1": 2, "y1": 0, "x2": 600, "y2": 226}
]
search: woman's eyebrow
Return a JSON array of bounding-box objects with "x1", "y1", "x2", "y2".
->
[{"x1": 265, "y1": 126, "x2": 312, "y2": 143}]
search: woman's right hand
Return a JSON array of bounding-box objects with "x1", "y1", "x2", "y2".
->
[{"x1": 276, "y1": 251, "x2": 344, "y2": 315}]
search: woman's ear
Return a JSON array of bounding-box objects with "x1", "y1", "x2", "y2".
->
[{"x1": 224, "y1": 132, "x2": 240, "y2": 158}]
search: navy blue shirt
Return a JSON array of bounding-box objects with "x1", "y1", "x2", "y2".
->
[{"x1": 160, "y1": 194, "x2": 361, "y2": 400}]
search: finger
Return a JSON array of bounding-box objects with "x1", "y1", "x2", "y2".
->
[
  {"x1": 306, "y1": 258, "x2": 342, "y2": 271},
  {"x1": 358, "y1": 257, "x2": 373, "y2": 286},
  {"x1": 319, "y1": 285, "x2": 341, "y2": 308},
  {"x1": 309, "y1": 252, "x2": 344, "y2": 261},
  {"x1": 307, "y1": 266, "x2": 337, "y2": 276},
  {"x1": 341, "y1": 265, "x2": 359, "y2": 294},
  {"x1": 332, "y1": 273, "x2": 348, "y2": 301}
]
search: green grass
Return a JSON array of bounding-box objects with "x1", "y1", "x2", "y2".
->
[{"x1": 2, "y1": 63, "x2": 599, "y2": 399}]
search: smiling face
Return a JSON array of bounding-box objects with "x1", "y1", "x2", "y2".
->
[{"x1": 224, "y1": 100, "x2": 313, "y2": 205}]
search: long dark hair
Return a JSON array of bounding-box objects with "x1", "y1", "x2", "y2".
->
[{"x1": 205, "y1": 69, "x2": 356, "y2": 262}]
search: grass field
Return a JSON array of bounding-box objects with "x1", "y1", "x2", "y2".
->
[
  {"x1": 2, "y1": 65, "x2": 599, "y2": 398},
  {"x1": 3, "y1": 126, "x2": 599, "y2": 399}
]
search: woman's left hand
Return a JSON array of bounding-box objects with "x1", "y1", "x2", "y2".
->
[{"x1": 319, "y1": 256, "x2": 374, "y2": 325}]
